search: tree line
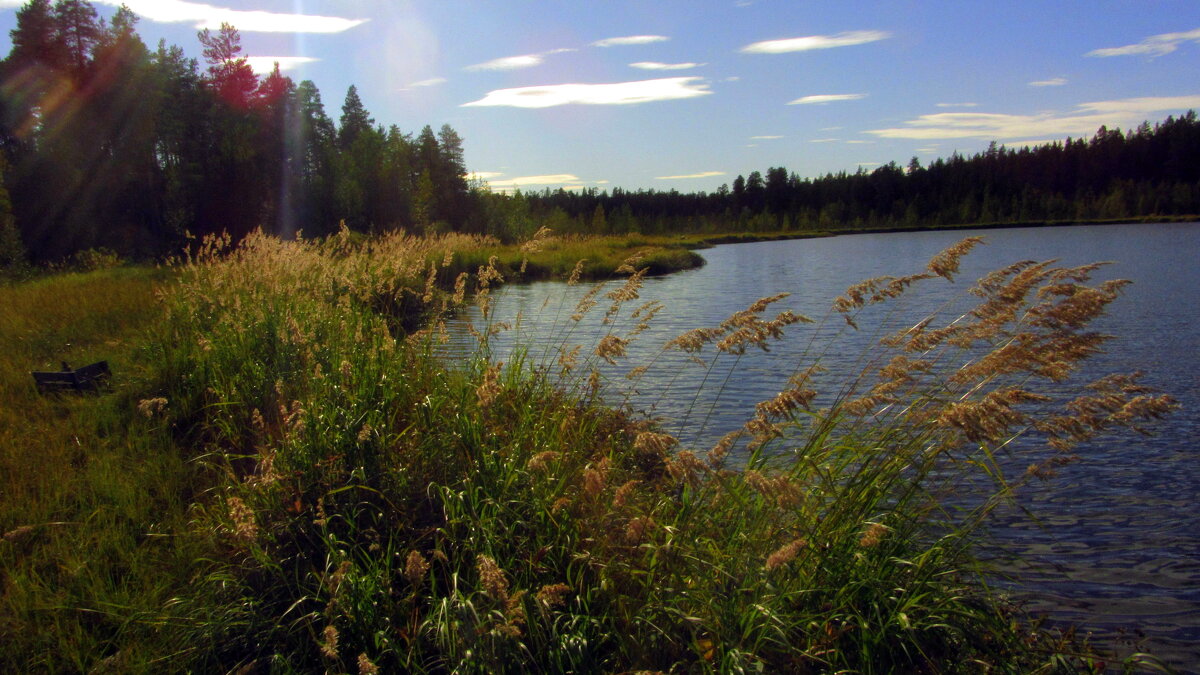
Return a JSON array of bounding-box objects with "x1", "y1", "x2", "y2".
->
[
  {"x1": 0, "y1": 1, "x2": 1197, "y2": 268},
  {"x1": 0, "y1": 0, "x2": 474, "y2": 266},
  {"x1": 519, "y1": 113, "x2": 1200, "y2": 236}
]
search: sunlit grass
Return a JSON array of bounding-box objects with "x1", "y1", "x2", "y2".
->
[{"x1": 0, "y1": 230, "x2": 1177, "y2": 672}]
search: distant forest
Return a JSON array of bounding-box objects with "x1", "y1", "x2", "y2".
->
[
  {"x1": 523, "y1": 117, "x2": 1200, "y2": 237},
  {"x1": 0, "y1": 0, "x2": 1197, "y2": 267}
]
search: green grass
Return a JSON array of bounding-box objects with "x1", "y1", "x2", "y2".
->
[{"x1": 0, "y1": 232, "x2": 1178, "y2": 673}]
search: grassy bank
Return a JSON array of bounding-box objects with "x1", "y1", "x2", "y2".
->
[{"x1": 1, "y1": 230, "x2": 1178, "y2": 672}]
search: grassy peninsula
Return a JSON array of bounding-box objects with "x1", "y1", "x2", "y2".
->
[{"x1": 1, "y1": 229, "x2": 1178, "y2": 673}]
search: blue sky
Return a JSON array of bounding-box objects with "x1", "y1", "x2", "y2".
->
[{"x1": 1, "y1": 0, "x2": 1198, "y2": 193}]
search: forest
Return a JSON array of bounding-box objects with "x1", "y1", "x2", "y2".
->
[{"x1": 0, "y1": 0, "x2": 1197, "y2": 268}]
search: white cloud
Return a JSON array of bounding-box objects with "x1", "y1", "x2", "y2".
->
[
  {"x1": 465, "y1": 48, "x2": 575, "y2": 72},
  {"x1": 867, "y1": 94, "x2": 1200, "y2": 139},
  {"x1": 1087, "y1": 27, "x2": 1200, "y2": 57},
  {"x1": 820, "y1": 126, "x2": 844, "y2": 131},
  {"x1": 655, "y1": 171, "x2": 726, "y2": 179},
  {"x1": 466, "y1": 54, "x2": 545, "y2": 71},
  {"x1": 88, "y1": 0, "x2": 366, "y2": 33},
  {"x1": 630, "y1": 61, "x2": 704, "y2": 70},
  {"x1": 741, "y1": 30, "x2": 890, "y2": 54},
  {"x1": 845, "y1": 139, "x2": 874, "y2": 144},
  {"x1": 810, "y1": 138, "x2": 839, "y2": 143},
  {"x1": 468, "y1": 171, "x2": 505, "y2": 181},
  {"x1": 1029, "y1": 77, "x2": 1067, "y2": 87},
  {"x1": 788, "y1": 93, "x2": 866, "y2": 105},
  {"x1": 462, "y1": 77, "x2": 712, "y2": 108},
  {"x1": 750, "y1": 135, "x2": 783, "y2": 139},
  {"x1": 592, "y1": 35, "x2": 670, "y2": 47},
  {"x1": 407, "y1": 77, "x2": 447, "y2": 88},
  {"x1": 935, "y1": 102, "x2": 978, "y2": 108},
  {"x1": 244, "y1": 56, "x2": 316, "y2": 74},
  {"x1": 487, "y1": 174, "x2": 584, "y2": 188}
]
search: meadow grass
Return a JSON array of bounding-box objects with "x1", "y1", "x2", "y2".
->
[{"x1": 0, "y1": 229, "x2": 1178, "y2": 673}]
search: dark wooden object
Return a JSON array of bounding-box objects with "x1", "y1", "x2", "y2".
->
[{"x1": 31, "y1": 361, "x2": 111, "y2": 393}]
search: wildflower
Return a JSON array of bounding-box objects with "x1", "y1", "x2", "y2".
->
[
  {"x1": 634, "y1": 431, "x2": 678, "y2": 456},
  {"x1": 625, "y1": 516, "x2": 655, "y2": 544},
  {"x1": 320, "y1": 625, "x2": 339, "y2": 660},
  {"x1": 527, "y1": 451, "x2": 560, "y2": 473},
  {"x1": 422, "y1": 260, "x2": 437, "y2": 304},
  {"x1": 328, "y1": 560, "x2": 352, "y2": 594},
  {"x1": 595, "y1": 334, "x2": 630, "y2": 364},
  {"x1": 137, "y1": 397, "x2": 168, "y2": 418},
  {"x1": 477, "y1": 554, "x2": 509, "y2": 601},
  {"x1": 405, "y1": 550, "x2": 430, "y2": 585},
  {"x1": 452, "y1": 272, "x2": 469, "y2": 305},
  {"x1": 667, "y1": 451, "x2": 707, "y2": 487},
  {"x1": 358, "y1": 653, "x2": 379, "y2": 675},
  {"x1": 859, "y1": 523, "x2": 888, "y2": 548},
  {"x1": 572, "y1": 282, "x2": 603, "y2": 321},
  {"x1": 567, "y1": 259, "x2": 587, "y2": 286},
  {"x1": 613, "y1": 479, "x2": 640, "y2": 508},
  {"x1": 356, "y1": 424, "x2": 373, "y2": 443},
  {"x1": 707, "y1": 430, "x2": 743, "y2": 469},
  {"x1": 536, "y1": 583, "x2": 572, "y2": 610},
  {"x1": 476, "y1": 363, "x2": 503, "y2": 408},
  {"x1": 227, "y1": 496, "x2": 257, "y2": 542},
  {"x1": 583, "y1": 467, "x2": 606, "y2": 497},
  {"x1": 765, "y1": 538, "x2": 806, "y2": 571},
  {"x1": 926, "y1": 236, "x2": 984, "y2": 280}
]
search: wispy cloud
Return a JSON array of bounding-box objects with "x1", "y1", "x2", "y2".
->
[
  {"x1": 867, "y1": 95, "x2": 1200, "y2": 139},
  {"x1": 935, "y1": 102, "x2": 978, "y2": 108},
  {"x1": 741, "y1": 30, "x2": 890, "y2": 54},
  {"x1": 244, "y1": 56, "x2": 316, "y2": 74},
  {"x1": 482, "y1": 174, "x2": 608, "y2": 191},
  {"x1": 656, "y1": 171, "x2": 726, "y2": 179},
  {"x1": 750, "y1": 135, "x2": 783, "y2": 139},
  {"x1": 845, "y1": 139, "x2": 874, "y2": 144},
  {"x1": 407, "y1": 77, "x2": 447, "y2": 88},
  {"x1": 467, "y1": 171, "x2": 505, "y2": 181},
  {"x1": 465, "y1": 48, "x2": 574, "y2": 72},
  {"x1": 466, "y1": 54, "x2": 543, "y2": 71},
  {"x1": 788, "y1": 93, "x2": 866, "y2": 105},
  {"x1": 1087, "y1": 27, "x2": 1200, "y2": 57},
  {"x1": 462, "y1": 77, "x2": 712, "y2": 108},
  {"x1": 82, "y1": 0, "x2": 366, "y2": 33},
  {"x1": 810, "y1": 138, "x2": 839, "y2": 143},
  {"x1": 1029, "y1": 77, "x2": 1067, "y2": 87},
  {"x1": 630, "y1": 61, "x2": 704, "y2": 70},
  {"x1": 593, "y1": 35, "x2": 670, "y2": 47}
]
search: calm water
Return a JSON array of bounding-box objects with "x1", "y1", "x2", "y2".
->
[{"x1": 444, "y1": 223, "x2": 1200, "y2": 670}]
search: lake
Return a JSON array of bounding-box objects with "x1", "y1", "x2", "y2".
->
[{"x1": 443, "y1": 222, "x2": 1200, "y2": 671}]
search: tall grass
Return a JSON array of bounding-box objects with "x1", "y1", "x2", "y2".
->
[
  {"x1": 128, "y1": 229, "x2": 1173, "y2": 672},
  {"x1": 1, "y1": 228, "x2": 1177, "y2": 672}
]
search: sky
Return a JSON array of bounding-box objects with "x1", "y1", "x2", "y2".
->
[{"x1": 1, "y1": 0, "x2": 1198, "y2": 194}]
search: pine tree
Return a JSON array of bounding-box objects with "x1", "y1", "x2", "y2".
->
[{"x1": 339, "y1": 85, "x2": 373, "y2": 148}]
